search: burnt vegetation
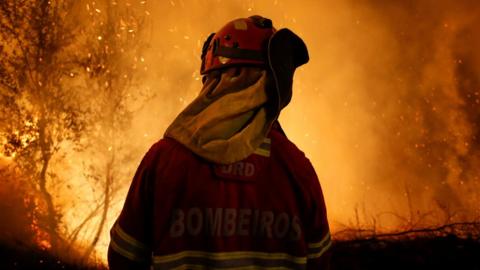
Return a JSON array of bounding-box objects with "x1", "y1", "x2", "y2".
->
[{"x1": 331, "y1": 222, "x2": 480, "y2": 270}]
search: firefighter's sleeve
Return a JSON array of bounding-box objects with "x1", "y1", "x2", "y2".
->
[
  {"x1": 304, "y1": 160, "x2": 332, "y2": 270},
  {"x1": 108, "y1": 145, "x2": 157, "y2": 267}
]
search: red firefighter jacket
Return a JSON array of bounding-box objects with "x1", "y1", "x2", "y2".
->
[{"x1": 109, "y1": 127, "x2": 331, "y2": 270}]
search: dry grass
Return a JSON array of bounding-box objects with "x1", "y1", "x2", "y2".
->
[{"x1": 331, "y1": 223, "x2": 480, "y2": 270}]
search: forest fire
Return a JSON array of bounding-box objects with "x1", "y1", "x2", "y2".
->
[
  {"x1": 27, "y1": 197, "x2": 52, "y2": 251},
  {"x1": 0, "y1": 157, "x2": 49, "y2": 249},
  {"x1": 32, "y1": 227, "x2": 52, "y2": 251},
  {"x1": 1, "y1": 0, "x2": 480, "y2": 269}
]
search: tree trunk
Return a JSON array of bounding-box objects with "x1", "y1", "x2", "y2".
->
[
  {"x1": 38, "y1": 116, "x2": 59, "y2": 249},
  {"x1": 82, "y1": 148, "x2": 113, "y2": 261}
]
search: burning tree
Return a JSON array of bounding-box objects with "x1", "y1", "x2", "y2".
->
[
  {"x1": 0, "y1": 0, "x2": 150, "y2": 262},
  {"x1": 0, "y1": 0, "x2": 88, "y2": 250},
  {"x1": 70, "y1": 0, "x2": 150, "y2": 261}
]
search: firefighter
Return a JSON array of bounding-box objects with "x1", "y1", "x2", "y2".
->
[{"x1": 108, "y1": 15, "x2": 331, "y2": 270}]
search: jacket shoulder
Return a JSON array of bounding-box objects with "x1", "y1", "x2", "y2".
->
[
  {"x1": 142, "y1": 137, "x2": 199, "y2": 170},
  {"x1": 270, "y1": 129, "x2": 319, "y2": 186},
  {"x1": 148, "y1": 137, "x2": 194, "y2": 157},
  {"x1": 270, "y1": 129, "x2": 309, "y2": 163}
]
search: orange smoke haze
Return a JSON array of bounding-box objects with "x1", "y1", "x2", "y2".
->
[
  {"x1": 1, "y1": 0, "x2": 480, "y2": 263},
  {"x1": 61, "y1": 0, "x2": 480, "y2": 260},
  {"x1": 137, "y1": 0, "x2": 480, "y2": 230}
]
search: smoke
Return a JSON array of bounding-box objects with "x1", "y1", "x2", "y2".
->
[
  {"x1": 311, "y1": 0, "x2": 480, "y2": 228},
  {"x1": 132, "y1": 0, "x2": 480, "y2": 231}
]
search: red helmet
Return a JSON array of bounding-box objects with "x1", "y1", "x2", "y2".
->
[{"x1": 200, "y1": 16, "x2": 276, "y2": 75}]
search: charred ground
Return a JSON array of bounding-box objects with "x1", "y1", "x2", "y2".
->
[{"x1": 0, "y1": 244, "x2": 106, "y2": 270}]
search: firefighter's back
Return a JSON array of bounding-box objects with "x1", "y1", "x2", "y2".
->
[{"x1": 140, "y1": 128, "x2": 330, "y2": 269}]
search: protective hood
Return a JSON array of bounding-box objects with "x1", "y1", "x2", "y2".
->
[
  {"x1": 164, "y1": 67, "x2": 272, "y2": 164},
  {"x1": 266, "y1": 28, "x2": 309, "y2": 117},
  {"x1": 164, "y1": 24, "x2": 309, "y2": 164}
]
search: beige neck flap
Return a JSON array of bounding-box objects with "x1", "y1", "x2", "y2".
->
[{"x1": 164, "y1": 68, "x2": 273, "y2": 164}]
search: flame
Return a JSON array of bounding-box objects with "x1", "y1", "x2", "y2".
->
[
  {"x1": 0, "y1": 161, "x2": 51, "y2": 250},
  {"x1": 29, "y1": 201, "x2": 52, "y2": 250}
]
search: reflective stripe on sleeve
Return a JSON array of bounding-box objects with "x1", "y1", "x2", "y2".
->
[
  {"x1": 110, "y1": 221, "x2": 149, "y2": 262},
  {"x1": 170, "y1": 265, "x2": 298, "y2": 270},
  {"x1": 153, "y1": 250, "x2": 307, "y2": 270},
  {"x1": 307, "y1": 232, "x2": 332, "y2": 259}
]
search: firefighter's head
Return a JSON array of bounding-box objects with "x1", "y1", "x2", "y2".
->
[
  {"x1": 200, "y1": 15, "x2": 309, "y2": 113},
  {"x1": 200, "y1": 15, "x2": 275, "y2": 75}
]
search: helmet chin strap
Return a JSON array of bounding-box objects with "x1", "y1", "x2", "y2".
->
[
  {"x1": 213, "y1": 46, "x2": 264, "y2": 61},
  {"x1": 200, "y1": 33, "x2": 215, "y2": 74}
]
